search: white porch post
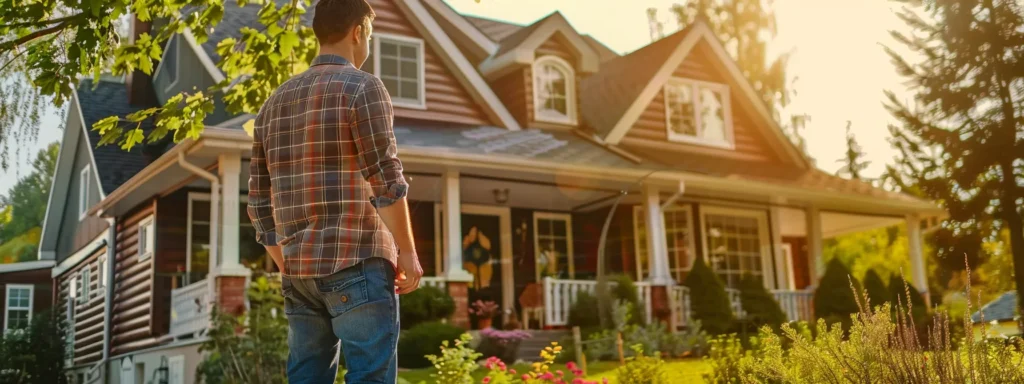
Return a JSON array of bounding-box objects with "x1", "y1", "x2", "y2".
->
[
  {"x1": 216, "y1": 153, "x2": 248, "y2": 276},
  {"x1": 643, "y1": 184, "x2": 674, "y2": 286},
  {"x1": 442, "y1": 170, "x2": 473, "y2": 281},
  {"x1": 806, "y1": 206, "x2": 824, "y2": 286},
  {"x1": 768, "y1": 203, "x2": 785, "y2": 290},
  {"x1": 906, "y1": 214, "x2": 930, "y2": 306}
]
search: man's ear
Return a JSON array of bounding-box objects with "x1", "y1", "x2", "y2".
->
[{"x1": 352, "y1": 25, "x2": 365, "y2": 43}]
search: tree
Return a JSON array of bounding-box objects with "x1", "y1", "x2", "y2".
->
[
  {"x1": 683, "y1": 256, "x2": 734, "y2": 335},
  {"x1": 813, "y1": 258, "x2": 860, "y2": 330},
  {"x1": 888, "y1": 274, "x2": 927, "y2": 327},
  {"x1": 836, "y1": 121, "x2": 870, "y2": 181},
  {"x1": 0, "y1": 142, "x2": 58, "y2": 242},
  {"x1": 1, "y1": 0, "x2": 317, "y2": 153},
  {"x1": 884, "y1": 0, "x2": 1024, "y2": 330},
  {"x1": 862, "y1": 269, "x2": 889, "y2": 309},
  {"x1": 736, "y1": 274, "x2": 787, "y2": 330}
]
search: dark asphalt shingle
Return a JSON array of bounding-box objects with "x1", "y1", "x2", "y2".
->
[{"x1": 972, "y1": 291, "x2": 1018, "y2": 323}]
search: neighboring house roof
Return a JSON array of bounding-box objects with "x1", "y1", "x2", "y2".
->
[
  {"x1": 0, "y1": 260, "x2": 55, "y2": 274},
  {"x1": 200, "y1": 1, "x2": 313, "y2": 64},
  {"x1": 477, "y1": 12, "x2": 601, "y2": 77},
  {"x1": 972, "y1": 291, "x2": 1018, "y2": 323},
  {"x1": 76, "y1": 80, "x2": 162, "y2": 195}
]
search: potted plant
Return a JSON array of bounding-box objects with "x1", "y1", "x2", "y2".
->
[
  {"x1": 478, "y1": 328, "x2": 532, "y2": 363},
  {"x1": 470, "y1": 300, "x2": 499, "y2": 329}
]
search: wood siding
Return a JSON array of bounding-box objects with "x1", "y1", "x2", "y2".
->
[
  {"x1": 110, "y1": 201, "x2": 158, "y2": 356},
  {"x1": 154, "y1": 190, "x2": 191, "y2": 335},
  {"x1": 56, "y1": 245, "x2": 107, "y2": 367},
  {"x1": 621, "y1": 42, "x2": 779, "y2": 164},
  {"x1": 0, "y1": 268, "x2": 53, "y2": 330},
  {"x1": 56, "y1": 136, "x2": 109, "y2": 261},
  {"x1": 369, "y1": 0, "x2": 489, "y2": 126}
]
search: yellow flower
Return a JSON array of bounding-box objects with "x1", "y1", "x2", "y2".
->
[{"x1": 554, "y1": 346, "x2": 563, "y2": 352}]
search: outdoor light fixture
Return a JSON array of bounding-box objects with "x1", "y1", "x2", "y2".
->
[
  {"x1": 154, "y1": 356, "x2": 169, "y2": 384},
  {"x1": 493, "y1": 188, "x2": 510, "y2": 204}
]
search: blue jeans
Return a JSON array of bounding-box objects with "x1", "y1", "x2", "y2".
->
[{"x1": 282, "y1": 257, "x2": 399, "y2": 383}]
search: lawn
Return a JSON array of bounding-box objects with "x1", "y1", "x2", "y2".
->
[{"x1": 397, "y1": 358, "x2": 710, "y2": 383}]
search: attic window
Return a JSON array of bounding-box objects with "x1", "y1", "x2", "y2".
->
[
  {"x1": 664, "y1": 79, "x2": 733, "y2": 148},
  {"x1": 373, "y1": 33, "x2": 426, "y2": 109},
  {"x1": 78, "y1": 166, "x2": 90, "y2": 221},
  {"x1": 159, "y1": 35, "x2": 180, "y2": 92},
  {"x1": 532, "y1": 56, "x2": 576, "y2": 125}
]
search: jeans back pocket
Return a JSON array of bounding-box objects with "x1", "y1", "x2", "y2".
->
[{"x1": 317, "y1": 268, "x2": 369, "y2": 317}]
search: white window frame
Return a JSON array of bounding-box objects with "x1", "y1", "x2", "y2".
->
[
  {"x1": 532, "y1": 55, "x2": 577, "y2": 125},
  {"x1": 532, "y1": 212, "x2": 574, "y2": 281},
  {"x1": 372, "y1": 33, "x2": 427, "y2": 109},
  {"x1": 79, "y1": 166, "x2": 91, "y2": 221},
  {"x1": 155, "y1": 35, "x2": 180, "y2": 93},
  {"x1": 78, "y1": 268, "x2": 90, "y2": 304},
  {"x1": 186, "y1": 192, "x2": 254, "y2": 276},
  {"x1": 698, "y1": 205, "x2": 773, "y2": 288},
  {"x1": 663, "y1": 78, "x2": 734, "y2": 149},
  {"x1": 632, "y1": 205, "x2": 696, "y2": 282},
  {"x1": 4, "y1": 284, "x2": 34, "y2": 332},
  {"x1": 98, "y1": 257, "x2": 107, "y2": 289},
  {"x1": 138, "y1": 216, "x2": 156, "y2": 261}
]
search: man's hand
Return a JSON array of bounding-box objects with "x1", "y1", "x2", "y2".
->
[
  {"x1": 396, "y1": 252, "x2": 423, "y2": 295},
  {"x1": 264, "y1": 246, "x2": 285, "y2": 272}
]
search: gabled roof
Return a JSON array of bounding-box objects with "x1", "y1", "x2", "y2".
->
[
  {"x1": 580, "y1": 20, "x2": 807, "y2": 168},
  {"x1": 478, "y1": 11, "x2": 601, "y2": 78},
  {"x1": 462, "y1": 14, "x2": 619, "y2": 62},
  {"x1": 972, "y1": 291, "x2": 1017, "y2": 323}
]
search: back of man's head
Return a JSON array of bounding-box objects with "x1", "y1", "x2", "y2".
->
[{"x1": 313, "y1": 0, "x2": 376, "y2": 44}]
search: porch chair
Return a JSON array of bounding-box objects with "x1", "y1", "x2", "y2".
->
[{"x1": 519, "y1": 282, "x2": 544, "y2": 330}]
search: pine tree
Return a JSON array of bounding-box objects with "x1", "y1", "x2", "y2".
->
[
  {"x1": 737, "y1": 274, "x2": 787, "y2": 330},
  {"x1": 813, "y1": 258, "x2": 860, "y2": 330},
  {"x1": 888, "y1": 274, "x2": 927, "y2": 326},
  {"x1": 836, "y1": 121, "x2": 870, "y2": 181},
  {"x1": 862, "y1": 269, "x2": 890, "y2": 310},
  {"x1": 683, "y1": 256, "x2": 735, "y2": 335},
  {"x1": 885, "y1": 0, "x2": 1024, "y2": 330}
]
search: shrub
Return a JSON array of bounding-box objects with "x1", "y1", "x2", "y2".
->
[
  {"x1": 736, "y1": 274, "x2": 787, "y2": 331},
  {"x1": 616, "y1": 345, "x2": 668, "y2": 384},
  {"x1": 568, "y1": 291, "x2": 601, "y2": 330},
  {"x1": 813, "y1": 258, "x2": 860, "y2": 330},
  {"x1": 609, "y1": 274, "x2": 646, "y2": 325},
  {"x1": 398, "y1": 321, "x2": 466, "y2": 368},
  {"x1": 0, "y1": 310, "x2": 66, "y2": 384},
  {"x1": 862, "y1": 269, "x2": 889, "y2": 309},
  {"x1": 399, "y1": 285, "x2": 455, "y2": 329},
  {"x1": 424, "y1": 333, "x2": 481, "y2": 384},
  {"x1": 888, "y1": 274, "x2": 927, "y2": 325},
  {"x1": 683, "y1": 256, "x2": 735, "y2": 335},
  {"x1": 703, "y1": 335, "x2": 748, "y2": 384}
]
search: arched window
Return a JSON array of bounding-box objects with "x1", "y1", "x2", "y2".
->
[{"x1": 532, "y1": 56, "x2": 576, "y2": 125}]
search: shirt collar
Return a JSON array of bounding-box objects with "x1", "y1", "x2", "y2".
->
[{"x1": 310, "y1": 54, "x2": 352, "y2": 67}]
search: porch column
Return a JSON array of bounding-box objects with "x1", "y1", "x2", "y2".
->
[
  {"x1": 768, "y1": 203, "x2": 786, "y2": 290},
  {"x1": 643, "y1": 184, "x2": 674, "y2": 286},
  {"x1": 442, "y1": 170, "x2": 473, "y2": 328},
  {"x1": 215, "y1": 153, "x2": 249, "y2": 314},
  {"x1": 805, "y1": 206, "x2": 824, "y2": 286},
  {"x1": 906, "y1": 214, "x2": 930, "y2": 306}
]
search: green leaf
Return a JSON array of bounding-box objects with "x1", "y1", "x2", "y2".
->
[
  {"x1": 121, "y1": 128, "x2": 145, "y2": 151},
  {"x1": 279, "y1": 31, "x2": 299, "y2": 57}
]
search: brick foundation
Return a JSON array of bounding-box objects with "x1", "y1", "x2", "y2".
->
[
  {"x1": 448, "y1": 281, "x2": 470, "y2": 328},
  {"x1": 216, "y1": 276, "x2": 249, "y2": 315}
]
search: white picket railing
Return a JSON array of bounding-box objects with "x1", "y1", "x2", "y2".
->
[
  {"x1": 670, "y1": 286, "x2": 691, "y2": 329},
  {"x1": 542, "y1": 277, "x2": 656, "y2": 327},
  {"x1": 634, "y1": 282, "x2": 654, "y2": 325},
  {"x1": 772, "y1": 289, "x2": 814, "y2": 322},
  {"x1": 420, "y1": 276, "x2": 447, "y2": 290},
  {"x1": 726, "y1": 288, "x2": 746, "y2": 319},
  {"x1": 169, "y1": 280, "x2": 210, "y2": 339}
]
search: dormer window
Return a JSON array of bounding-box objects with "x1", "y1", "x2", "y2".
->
[
  {"x1": 664, "y1": 79, "x2": 733, "y2": 148},
  {"x1": 532, "y1": 56, "x2": 577, "y2": 125}
]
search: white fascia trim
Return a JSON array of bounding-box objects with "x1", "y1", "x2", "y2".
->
[
  {"x1": 182, "y1": 29, "x2": 226, "y2": 84},
  {"x1": 398, "y1": 0, "x2": 521, "y2": 130},
  {"x1": 479, "y1": 14, "x2": 600, "y2": 78},
  {"x1": 73, "y1": 92, "x2": 106, "y2": 200},
  {"x1": 422, "y1": 0, "x2": 498, "y2": 55},
  {"x1": 0, "y1": 260, "x2": 55, "y2": 274},
  {"x1": 604, "y1": 24, "x2": 707, "y2": 145},
  {"x1": 39, "y1": 94, "x2": 82, "y2": 260},
  {"x1": 154, "y1": 34, "x2": 181, "y2": 93},
  {"x1": 52, "y1": 230, "x2": 109, "y2": 278}
]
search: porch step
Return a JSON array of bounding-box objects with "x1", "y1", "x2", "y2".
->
[{"x1": 516, "y1": 330, "x2": 569, "y2": 362}]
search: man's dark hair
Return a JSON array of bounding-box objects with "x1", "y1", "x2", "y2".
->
[{"x1": 313, "y1": 0, "x2": 375, "y2": 44}]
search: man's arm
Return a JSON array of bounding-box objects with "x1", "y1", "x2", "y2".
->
[
  {"x1": 246, "y1": 113, "x2": 281, "y2": 270},
  {"x1": 351, "y1": 76, "x2": 422, "y2": 293}
]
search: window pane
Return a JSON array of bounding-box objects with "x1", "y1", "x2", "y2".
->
[
  {"x1": 552, "y1": 220, "x2": 567, "y2": 237},
  {"x1": 192, "y1": 201, "x2": 211, "y2": 222},
  {"x1": 380, "y1": 57, "x2": 398, "y2": 77},
  {"x1": 699, "y1": 87, "x2": 727, "y2": 142},
  {"x1": 538, "y1": 219, "x2": 551, "y2": 235},
  {"x1": 382, "y1": 77, "x2": 400, "y2": 98},
  {"x1": 667, "y1": 84, "x2": 696, "y2": 136},
  {"x1": 553, "y1": 97, "x2": 567, "y2": 115},
  {"x1": 704, "y1": 213, "x2": 763, "y2": 288},
  {"x1": 536, "y1": 64, "x2": 568, "y2": 117},
  {"x1": 400, "y1": 60, "x2": 418, "y2": 79},
  {"x1": 7, "y1": 309, "x2": 29, "y2": 329},
  {"x1": 400, "y1": 80, "x2": 418, "y2": 99},
  {"x1": 380, "y1": 42, "x2": 398, "y2": 57},
  {"x1": 400, "y1": 44, "x2": 417, "y2": 58}
]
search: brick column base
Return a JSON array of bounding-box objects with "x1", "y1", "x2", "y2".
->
[
  {"x1": 447, "y1": 281, "x2": 470, "y2": 329},
  {"x1": 216, "y1": 276, "x2": 249, "y2": 316},
  {"x1": 650, "y1": 285, "x2": 672, "y2": 325}
]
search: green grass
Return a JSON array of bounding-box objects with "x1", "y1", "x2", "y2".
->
[{"x1": 397, "y1": 359, "x2": 710, "y2": 383}]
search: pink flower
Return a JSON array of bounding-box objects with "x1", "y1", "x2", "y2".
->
[
  {"x1": 556, "y1": 370, "x2": 564, "y2": 377},
  {"x1": 522, "y1": 374, "x2": 531, "y2": 381},
  {"x1": 482, "y1": 377, "x2": 491, "y2": 384},
  {"x1": 510, "y1": 369, "x2": 517, "y2": 375}
]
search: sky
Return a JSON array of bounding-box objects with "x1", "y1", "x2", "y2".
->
[{"x1": 0, "y1": 0, "x2": 914, "y2": 194}]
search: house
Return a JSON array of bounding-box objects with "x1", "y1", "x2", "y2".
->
[
  {"x1": 36, "y1": 1, "x2": 943, "y2": 382},
  {"x1": 971, "y1": 292, "x2": 1019, "y2": 338},
  {"x1": 0, "y1": 260, "x2": 55, "y2": 333}
]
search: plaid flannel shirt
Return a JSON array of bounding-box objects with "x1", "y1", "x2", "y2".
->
[{"x1": 247, "y1": 54, "x2": 408, "y2": 278}]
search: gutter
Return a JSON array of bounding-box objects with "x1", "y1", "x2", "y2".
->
[{"x1": 178, "y1": 152, "x2": 220, "y2": 269}]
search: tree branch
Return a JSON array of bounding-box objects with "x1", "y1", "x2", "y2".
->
[
  {"x1": 0, "y1": 13, "x2": 85, "y2": 29},
  {"x1": 0, "y1": 19, "x2": 74, "y2": 53}
]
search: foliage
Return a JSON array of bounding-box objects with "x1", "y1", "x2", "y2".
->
[
  {"x1": 197, "y1": 274, "x2": 289, "y2": 384},
  {"x1": 862, "y1": 269, "x2": 889, "y2": 309},
  {"x1": 480, "y1": 344, "x2": 602, "y2": 384},
  {"x1": 424, "y1": 333, "x2": 481, "y2": 384},
  {"x1": 616, "y1": 345, "x2": 667, "y2": 384},
  {"x1": 683, "y1": 256, "x2": 734, "y2": 335},
  {"x1": 813, "y1": 258, "x2": 860, "y2": 330},
  {"x1": 0, "y1": 226, "x2": 41, "y2": 263},
  {"x1": 0, "y1": 310, "x2": 66, "y2": 384},
  {"x1": 400, "y1": 321, "x2": 467, "y2": 369},
  {"x1": 836, "y1": 121, "x2": 870, "y2": 181},
  {"x1": 1, "y1": 0, "x2": 317, "y2": 153},
  {"x1": 823, "y1": 225, "x2": 911, "y2": 285},
  {"x1": 0, "y1": 141, "x2": 57, "y2": 243},
  {"x1": 400, "y1": 285, "x2": 456, "y2": 330},
  {"x1": 568, "y1": 291, "x2": 601, "y2": 331},
  {"x1": 609, "y1": 274, "x2": 646, "y2": 326},
  {"x1": 888, "y1": 274, "x2": 927, "y2": 327},
  {"x1": 736, "y1": 274, "x2": 787, "y2": 332},
  {"x1": 883, "y1": 0, "x2": 1024, "y2": 324},
  {"x1": 703, "y1": 335, "x2": 747, "y2": 384}
]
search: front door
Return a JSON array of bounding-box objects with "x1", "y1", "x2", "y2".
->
[{"x1": 462, "y1": 213, "x2": 503, "y2": 327}]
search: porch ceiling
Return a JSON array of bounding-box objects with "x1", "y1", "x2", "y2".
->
[
  {"x1": 779, "y1": 207, "x2": 903, "y2": 239},
  {"x1": 405, "y1": 172, "x2": 641, "y2": 212}
]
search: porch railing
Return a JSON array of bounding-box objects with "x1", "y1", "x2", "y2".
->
[
  {"x1": 420, "y1": 276, "x2": 447, "y2": 290},
  {"x1": 772, "y1": 289, "x2": 814, "y2": 322},
  {"x1": 542, "y1": 277, "x2": 654, "y2": 327},
  {"x1": 726, "y1": 288, "x2": 746, "y2": 319},
  {"x1": 670, "y1": 286, "x2": 691, "y2": 329},
  {"x1": 170, "y1": 280, "x2": 210, "y2": 339}
]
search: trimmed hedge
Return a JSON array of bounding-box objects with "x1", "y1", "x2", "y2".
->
[
  {"x1": 399, "y1": 285, "x2": 455, "y2": 330},
  {"x1": 397, "y1": 321, "x2": 466, "y2": 368},
  {"x1": 683, "y1": 257, "x2": 734, "y2": 335},
  {"x1": 813, "y1": 258, "x2": 860, "y2": 330},
  {"x1": 862, "y1": 269, "x2": 889, "y2": 309},
  {"x1": 737, "y1": 274, "x2": 787, "y2": 330}
]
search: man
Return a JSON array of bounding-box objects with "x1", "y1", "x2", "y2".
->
[{"x1": 247, "y1": 0, "x2": 423, "y2": 382}]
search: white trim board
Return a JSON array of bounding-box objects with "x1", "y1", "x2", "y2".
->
[
  {"x1": 0, "y1": 260, "x2": 55, "y2": 274},
  {"x1": 477, "y1": 12, "x2": 600, "y2": 79},
  {"x1": 422, "y1": 0, "x2": 498, "y2": 57},
  {"x1": 52, "y1": 230, "x2": 109, "y2": 278}
]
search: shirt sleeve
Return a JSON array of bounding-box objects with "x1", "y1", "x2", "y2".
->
[
  {"x1": 247, "y1": 111, "x2": 278, "y2": 246},
  {"x1": 350, "y1": 75, "x2": 409, "y2": 208}
]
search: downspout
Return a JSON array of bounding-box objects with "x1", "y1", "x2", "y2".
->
[
  {"x1": 177, "y1": 152, "x2": 220, "y2": 278},
  {"x1": 100, "y1": 217, "x2": 115, "y2": 383}
]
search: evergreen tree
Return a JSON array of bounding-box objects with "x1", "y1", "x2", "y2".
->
[
  {"x1": 737, "y1": 274, "x2": 787, "y2": 330},
  {"x1": 0, "y1": 142, "x2": 58, "y2": 242},
  {"x1": 683, "y1": 256, "x2": 735, "y2": 335},
  {"x1": 862, "y1": 269, "x2": 890, "y2": 310},
  {"x1": 885, "y1": 0, "x2": 1024, "y2": 329},
  {"x1": 813, "y1": 258, "x2": 860, "y2": 330},
  {"x1": 888, "y1": 274, "x2": 927, "y2": 326},
  {"x1": 836, "y1": 121, "x2": 870, "y2": 180}
]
